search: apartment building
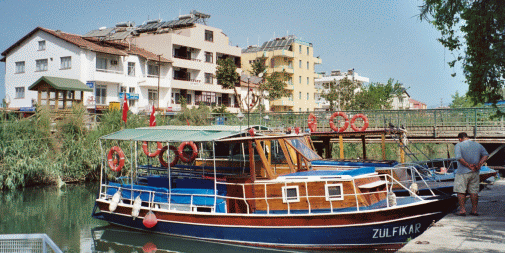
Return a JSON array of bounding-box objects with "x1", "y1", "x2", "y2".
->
[
  {"x1": 241, "y1": 36, "x2": 322, "y2": 112},
  {"x1": 1, "y1": 26, "x2": 170, "y2": 113},
  {"x1": 126, "y1": 11, "x2": 242, "y2": 112},
  {"x1": 314, "y1": 69, "x2": 369, "y2": 110}
]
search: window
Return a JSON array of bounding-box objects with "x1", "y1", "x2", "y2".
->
[
  {"x1": 205, "y1": 30, "x2": 213, "y2": 42},
  {"x1": 96, "y1": 57, "x2": 107, "y2": 70},
  {"x1": 307, "y1": 77, "x2": 309, "y2": 85},
  {"x1": 325, "y1": 183, "x2": 344, "y2": 201},
  {"x1": 271, "y1": 58, "x2": 275, "y2": 67},
  {"x1": 148, "y1": 89, "x2": 158, "y2": 106},
  {"x1": 282, "y1": 186, "x2": 300, "y2": 203},
  {"x1": 307, "y1": 61, "x2": 309, "y2": 70},
  {"x1": 205, "y1": 73, "x2": 213, "y2": 84},
  {"x1": 288, "y1": 61, "x2": 292, "y2": 68},
  {"x1": 95, "y1": 85, "x2": 107, "y2": 105},
  {"x1": 299, "y1": 60, "x2": 301, "y2": 68},
  {"x1": 148, "y1": 64, "x2": 160, "y2": 77},
  {"x1": 299, "y1": 92, "x2": 301, "y2": 99},
  {"x1": 299, "y1": 76, "x2": 301, "y2": 84},
  {"x1": 186, "y1": 93, "x2": 192, "y2": 104},
  {"x1": 307, "y1": 92, "x2": 309, "y2": 100},
  {"x1": 288, "y1": 93, "x2": 293, "y2": 101},
  {"x1": 205, "y1": 52, "x2": 213, "y2": 63},
  {"x1": 38, "y1": 41, "x2": 46, "y2": 51},
  {"x1": 128, "y1": 87, "x2": 136, "y2": 107},
  {"x1": 307, "y1": 47, "x2": 309, "y2": 55},
  {"x1": 15, "y1": 61, "x2": 25, "y2": 73},
  {"x1": 35, "y1": 59, "x2": 48, "y2": 71},
  {"x1": 60, "y1": 56, "x2": 71, "y2": 69},
  {"x1": 128, "y1": 62, "x2": 135, "y2": 76},
  {"x1": 299, "y1": 45, "x2": 302, "y2": 53},
  {"x1": 15, "y1": 87, "x2": 25, "y2": 98}
]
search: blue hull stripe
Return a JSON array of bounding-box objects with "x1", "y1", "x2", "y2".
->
[{"x1": 97, "y1": 211, "x2": 445, "y2": 247}]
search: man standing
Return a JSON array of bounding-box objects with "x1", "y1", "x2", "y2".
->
[{"x1": 454, "y1": 132, "x2": 489, "y2": 216}]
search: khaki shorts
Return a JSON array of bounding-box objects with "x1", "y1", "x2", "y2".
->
[{"x1": 454, "y1": 172, "x2": 480, "y2": 194}]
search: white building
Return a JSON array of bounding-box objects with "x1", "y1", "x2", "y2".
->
[
  {"x1": 117, "y1": 11, "x2": 242, "y2": 112},
  {"x1": 314, "y1": 69, "x2": 369, "y2": 110},
  {"x1": 0, "y1": 26, "x2": 171, "y2": 113},
  {"x1": 1, "y1": 11, "x2": 243, "y2": 113}
]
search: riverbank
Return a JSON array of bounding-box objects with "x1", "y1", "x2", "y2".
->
[{"x1": 398, "y1": 178, "x2": 505, "y2": 253}]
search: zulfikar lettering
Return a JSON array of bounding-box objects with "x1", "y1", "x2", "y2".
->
[{"x1": 372, "y1": 223, "x2": 421, "y2": 238}]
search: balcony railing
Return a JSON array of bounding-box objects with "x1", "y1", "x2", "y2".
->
[
  {"x1": 96, "y1": 68, "x2": 123, "y2": 74},
  {"x1": 173, "y1": 54, "x2": 201, "y2": 62}
]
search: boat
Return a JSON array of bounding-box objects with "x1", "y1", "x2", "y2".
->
[{"x1": 92, "y1": 125, "x2": 457, "y2": 250}]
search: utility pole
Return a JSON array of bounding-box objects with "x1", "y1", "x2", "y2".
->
[{"x1": 157, "y1": 54, "x2": 161, "y2": 110}]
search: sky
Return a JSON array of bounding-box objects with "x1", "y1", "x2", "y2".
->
[{"x1": 0, "y1": 0, "x2": 467, "y2": 108}]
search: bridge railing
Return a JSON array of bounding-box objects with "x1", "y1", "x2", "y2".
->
[{"x1": 210, "y1": 107, "x2": 505, "y2": 137}]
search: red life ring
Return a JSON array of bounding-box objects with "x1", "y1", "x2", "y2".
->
[
  {"x1": 142, "y1": 141, "x2": 163, "y2": 157},
  {"x1": 107, "y1": 146, "x2": 125, "y2": 172},
  {"x1": 159, "y1": 145, "x2": 179, "y2": 167},
  {"x1": 178, "y1": 141, "x2": 198, "y2": 163},
  {"x1": 350, "y1": 114, "x2": 369, "y2": 132},
  {"x1": 308, "y1": 113, "x2": 317, "y2": 132},
  {"x1": 329, "y1": 112, "x2": 349, "y2": 132}
]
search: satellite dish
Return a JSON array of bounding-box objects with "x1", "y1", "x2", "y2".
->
[{"x1": 258, "y1": 73, "x2": 263, "y2": 78}]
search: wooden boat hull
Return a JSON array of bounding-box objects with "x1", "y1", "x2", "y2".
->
[{"x1": 93, "y1": 195, "x2": 457, "y2": 250}]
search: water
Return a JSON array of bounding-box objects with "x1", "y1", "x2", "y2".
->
[{"x1": 0, "y1": 183, "x2": 387, "y2": 253}]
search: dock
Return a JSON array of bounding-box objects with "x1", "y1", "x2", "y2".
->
[{"x1": 398, "y1": 178, "x2": 505, "y2": 253}]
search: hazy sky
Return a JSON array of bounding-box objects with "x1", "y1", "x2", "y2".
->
[{"x1": 0, "y1": 0, "x2": 467, "y2": 108}]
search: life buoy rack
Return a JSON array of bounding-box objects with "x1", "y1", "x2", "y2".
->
[
  {"x1": 307, "y1": 113, "x2": 317, "y2": 132},
  {"x1": 159, "y1": 145, "x2": 179, "y2": 167},
  {"x1": 142, "y1": 141, "x2": 163, "y2": 157},
  {"x1": 329, "y1": 112, "x2": 349, "y2": 132},
  {"x1": 350, "y1": 114, "x2": 369, "y2": 132},
  {"x1": 178, "y1": 141, "x2": 198, "y2": 163},
  {"x1": 107, "y1": 146, "x2": 125, "y2": 172}
]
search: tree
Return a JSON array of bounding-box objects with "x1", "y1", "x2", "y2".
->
[
  {"x1": 251, "y1": 56, "x2": 267, "y2": 76},
  {"x1": 215, "y1": 58, "x2": 240, "y2": 89},
  {"x1": 449, "y1": 91, "x2": 482, "y2": 108},
  {"x1": 320, "y1": 77, "x2": 359, "y2": 111},
  {"x1": 419, "y1": 0, "x2": 505, "y2": 109},
  {"x1": 351, "y1": 78, "x2": 404, "y2": 110}
]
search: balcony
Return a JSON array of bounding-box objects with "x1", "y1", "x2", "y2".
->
[
  {"x1": 272, "y1": 65, "x2": 294, "y2": 74},
  {"x1": 271, "y1": 98, "x2": 294, "y2": 107},
  {"x1": 271, "y1": 49, "x2": 294, "y2": 58},
  {"x1": 173, "y1": 54, "x2": 201, "y2": 62}
]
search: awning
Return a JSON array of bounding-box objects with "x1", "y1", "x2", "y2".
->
[
  {"x1": 100, "y1": 125, "x2": 246, "y2": 142},
  {"x1": 28, "y1": 76, "x2": 93, "y2": 92}
]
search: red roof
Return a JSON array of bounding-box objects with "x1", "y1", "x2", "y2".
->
[{"x1": 1, "y1": 27, "x2": 171, "y2": 63}]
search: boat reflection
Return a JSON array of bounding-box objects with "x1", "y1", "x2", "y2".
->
[{"x1": 91, "y1": 225, "x2": 304, "y2": 253}]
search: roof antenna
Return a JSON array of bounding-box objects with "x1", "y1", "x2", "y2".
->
[{"x1": 247, "y1": 37, "x2": 249, "y2": 47}]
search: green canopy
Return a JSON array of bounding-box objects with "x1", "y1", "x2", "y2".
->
[
  {"x1": 28, "y1": 76, "x2": 93, "y2": 92},
  {"x1": 100, "y1": 125, "x2": 247, "y2": 142}
]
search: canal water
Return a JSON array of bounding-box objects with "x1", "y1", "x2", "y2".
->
[{"x1": 0, "y1": 183, "x2": 385, "y2": 253}]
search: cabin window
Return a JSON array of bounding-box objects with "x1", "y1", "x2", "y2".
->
[
  {"x1": 325, "y1": 183, "x2": 344, "y2": 201},
  {"x1": 282, "y1": 186, "x2": 300, "y2": 203}
]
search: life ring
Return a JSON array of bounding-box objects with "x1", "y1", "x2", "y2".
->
[
  {"x1": 142, "y1": 141, "x2": 163, "y2": 157},
  {"x1": 107, "y1": 146, "x2": 125, "y2": 172},
  {"x1": 178, "y1": 141, "x2": 198, "y2": 163},
  {"x1": 350, "y1": 114, "x2": 369, "y2": 132},
  {"x1": 308, "y1": 113, "x2": 317, "y2": 132},
  {"x1": 329, "y1": 112, "x2": 349, "y2": 132},
  {"x1": 159, "y1": 145, "x2": 179, "y2": 167}
]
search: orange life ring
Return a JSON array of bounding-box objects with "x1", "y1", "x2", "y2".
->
[
  {"x1": 308, "y1": 113, "x2": 317, "y2": 132},
  {"x1": 142, "y1": 141, "x2": 163, "y2": 157},
  {"x1": 107, "y1": 146, "x2": 125, "y2": 172},
  {"x1": 159, "y1": 145, "x2": 179, "y2": 167},
  {"x1": 329, "y1": 112, "x2": 349, "y2": 132},
  {"x1": 178, "y1": 141, "x2": 198, "y2": 163},
  {"x1": 350, "y1": 114, "x2": 369, "y2": 132}
]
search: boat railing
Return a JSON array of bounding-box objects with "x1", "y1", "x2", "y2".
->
[
  {"x1": 383, "y1": 165, "x2": 437, "y2": 196},
  {"x1": 99, "y1": 172, "x2": 426, "y2": 216}
]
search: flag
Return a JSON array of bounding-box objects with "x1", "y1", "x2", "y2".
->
[
  {"x1": 122, "y1": 95, "x2": 128, "y2": 123},
  {"x1": 149, "y1": 105, "x2": 156, "y2": 127}
]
